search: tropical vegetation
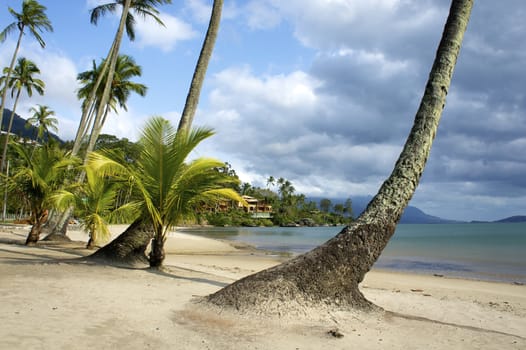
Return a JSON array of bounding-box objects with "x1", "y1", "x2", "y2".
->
[{"x1": 88, "y1": 116, "x2": 244, "y2": 267}]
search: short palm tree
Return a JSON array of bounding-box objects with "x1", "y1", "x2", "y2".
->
[
  {"x1": 9, "y1": 144, "x2": 78, "y2": 245},
  {"x1": 0, "y1": 57, "x2": 45, "y2": 173},
  {"x1": 88, "y1": 116, "x2": 244, "y2": 268},
  {"x1": 51, "y1": 165, "x2": 137, "y2": 249},
  {"x1": 0, "y1": 0, "x2": 53, "y2": 139},
  {"x1": 26, "y1": 104, "x2": 58, "y2": 148}
]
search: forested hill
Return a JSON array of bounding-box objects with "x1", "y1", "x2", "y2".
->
[{"x1": 1, "y1": 109, "x2": 63, "y2": 143}]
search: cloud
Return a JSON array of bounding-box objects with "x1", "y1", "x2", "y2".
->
[
  {"x1": 183, "y1": 0, "x2": 212, "y2": 24},
  {"x1": 134, "y1": 11, "x2": 197, "y2": 52},
  {"x1": 0, "y1": 41, "x2": 81, "y2": 140},
  {"x1": 192, "y1": 0, "x2": 526, "y2": 221}
]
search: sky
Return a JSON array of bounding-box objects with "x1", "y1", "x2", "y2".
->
[{"x1": 0, "y1": 0, "x2": 525, "y2": 222}]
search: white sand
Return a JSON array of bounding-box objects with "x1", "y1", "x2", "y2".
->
[{"x1": 0, "y1": 224, "x2": 525, "y2": 349}]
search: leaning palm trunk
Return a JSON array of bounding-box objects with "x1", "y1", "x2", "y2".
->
[
  {"x1": 0, "y1": 28, "x2": 24, "y2": 138},
  {"x1": 206, "y1": 0, "x2": 474, "y2": 314},
  {"x1": 87, "y1": 219, "x2": 153, "y2": 266},
  {"x1": 85, "y1": 0, "x2": 131, "y2": 157},
  {"x1": 177, "y1": 0, "x2": 223, "y2": 133}
]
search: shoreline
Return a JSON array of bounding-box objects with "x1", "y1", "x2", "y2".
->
[
  {"x1": 1, "y1": 223, "x2": 524, "y2": 285},
  {"x1": 177, "y1": 224, "x2": 526, "y2": 285},
  {"x1": 1, "y1": 224, "x2": 525, "y2": 349}
]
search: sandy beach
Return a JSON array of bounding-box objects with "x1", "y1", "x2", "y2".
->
[{"x1": 1, "y1": 224, "x2": 525, "y2": 349}]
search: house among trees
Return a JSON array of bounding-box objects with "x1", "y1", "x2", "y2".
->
[{"x1": 238, "y1": 195, "x2": 273, "y2": 219}]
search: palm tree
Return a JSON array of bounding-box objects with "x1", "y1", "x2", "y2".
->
[
  {"x1": 74, "y1": 54, "x2": 147, "y2": 158},
  {"x1": 51, "y1": 165, "x2": 137, "y2": 249},
  {"x1": 207, "y1": 0, "x2": 474, "y2": 313},
  {"x1": 88, "y1": 116, "x2": 243, "y2": 268},
  {"x1": 0, "y1": 57, "x2": 45, "y2": 173},
  {"x1": 26, "y1": 104, "x2": 58, "y2": 148},
  {"x1": 0, "y1": 0, "x2": 52, "y2": 140},
  {"x1": 9, "y1": 144, "x2": 78, "y2": 245},
  {"x1": 266, "y1": 176, "x2": 275, "y2": 189},
  {"x1": 74, "y1": 0, "x2": 171, "y2": 160},
  {"x1": 177, "y1": 0, "x2": 223, "y2": 133}
]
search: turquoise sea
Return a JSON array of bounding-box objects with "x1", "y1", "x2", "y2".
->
[{"x1": 179, "y1": 223, "x2": 526, "y2": 284}]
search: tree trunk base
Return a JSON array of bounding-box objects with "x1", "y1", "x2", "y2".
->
[
  {"x1": 42, "y1": 233, "x2": 72, "y2": 242},
  {"x1": 206, "y1": 220, "x2": 394, "y2": 316},
  {"x1": 86, "y1": 219, "x2": 153, "y2": 267},
  {"x1": 42, "y1": 217, "x2": 70, "y2": 241}
]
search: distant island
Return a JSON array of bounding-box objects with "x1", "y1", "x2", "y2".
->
[{"x1": 471, "y1": 216, "x2": 526, "y2": 224}]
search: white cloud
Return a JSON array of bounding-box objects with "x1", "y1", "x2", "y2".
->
[
  {"x1": 184, "y1": 0, "x2": 212, "y2": 24},
  {"x1": 134, "y1": 12, "x2": 197, "y2": 52},
  {"x1": 245, "y1": 1, "x2": 282, "y2": 30}
]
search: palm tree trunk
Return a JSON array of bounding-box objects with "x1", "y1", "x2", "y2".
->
[
  {"x1": 0, "y1": 28, "x2": 24, "y2": 137},
  {"x1": 87, "y1": 218, "x2": 153, "y2": 266},
  {"x1": 85, "y1": 0, "x2": 131, "y2": 156},
  {"x1": 206, "y1": 0, "x2": 474, "y2": 314},
  {"x1": 177, "y1": 0, "x2": 223, "y2": 133},
  {"x1": 149, "y1": 229, "x2": 166, "y2": 268},
  {"x1": 25, "y1": 210, "x2": 46, "y2": 245},
  {"x1": 0, "y1": 89, "x2": 21, "y2": 173},
  {"x1": 71, "y1": 102, "x2": 97, "y2": 157}
]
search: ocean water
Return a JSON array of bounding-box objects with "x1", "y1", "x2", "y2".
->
[{"x1": 180, "y1": 223, "x2": 526, "y2": 283}]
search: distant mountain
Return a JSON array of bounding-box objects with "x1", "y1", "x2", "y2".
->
[
  {"x1": 493, "y1": 216, "x2": 526, "y2": 223},
  {"x1": 308, "y1": 195, "x2": 460, "y2": 224},
  {"x1": 1, "y1": 109, "x2": 63, "y2": 143}
]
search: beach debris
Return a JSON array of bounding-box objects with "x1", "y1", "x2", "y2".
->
[
  {"x1": 410, "y1": 289, "x2": 424, "y2": 293},
  {"x1": 433, "y1": 274, "x2": 444, "y2": 277},
  {"x1": 328, "y1": 329, "x2": 344, "y2": 338}
]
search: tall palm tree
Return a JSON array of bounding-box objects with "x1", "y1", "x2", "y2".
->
[
  {"x1": 74, "y1": 0, "x2": 171, "y2": 160},
  {"x1": 0, "y1": 57, "x2": 45, "y2": 173},
  {"x1": 74, "y1": 54, "x2": 147, "y2": 158},
  {"x1": 207, "y1": 0, "x2": 474, "y2": 313},
  {"x1": 0, "y1": 0, "x2": 52, "y2": 140},
  {"x1": 26, "y1": 104, "x2": 58, "y2": 148},
  {"x1": 51, "y1": 165, "x2": 137, "y2": 249},
  {"x1": 9, "y1": 144, "x2": 78, "y2": 245},
  {"x1": 88, "y1": 116, "x2": 243, "y2": 268}
]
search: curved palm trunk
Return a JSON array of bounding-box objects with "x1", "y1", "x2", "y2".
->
[
  {"x1": 0, "y1": 28, "x2": 24, "y2": 138},
  {"x1": 87, "y1": 219, "x2": 153, "y2": 266},
  {"x1": 207, "y1": 0, "x2": 474, "y2": 314},
  {"x1": 85, "y1": 0, "x2": 131, "y2": 156},
  {"x1": 177, "y1": 0, "x2": 223, "y2": 133},
  {"x1": 0, "y1": 89, "x2": 21, "y2": 173}
]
